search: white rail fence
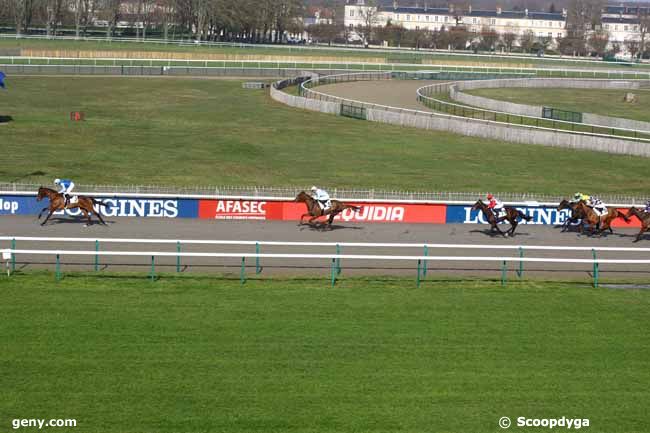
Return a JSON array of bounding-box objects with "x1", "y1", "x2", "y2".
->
[
  {"x1": 4, "y1": 56, "x2": 650, "y2": 79},
  {"x1": 3, "y1": 237, "x2": 650, "y2": 287}
]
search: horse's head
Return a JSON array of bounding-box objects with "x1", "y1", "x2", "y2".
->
[
  {"x1": 471, "y1": 200, "x2": 484, "y2": 211},
  {"x1": 558, "y1": 199, "x2": 570, "y2": 211},
  {"x1": 294, "y1": 191, "x2": 310, "y2": 203},
  {"x1": 36, "y1": 186, "x2": 47, "y2": 201}
]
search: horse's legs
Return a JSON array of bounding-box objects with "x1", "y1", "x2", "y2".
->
[
  {"x1": 299, "y1": 213, "x2": 310, "y2": 225},
  {"x1": 37, "y1": 206, "x2": 50, "y2": 219},
  {"x1": 80, "y1": 209, "x2": 92, "y2": 226},
  {"x1": 40, "y1": 209, "x2": 54, "y2": 226},
  {"x1": 509, "y1": 219, "x2": 518, "y2": 236},
  {"x1": 95, "y1": 211, "x2": 107, "y2": 226}
]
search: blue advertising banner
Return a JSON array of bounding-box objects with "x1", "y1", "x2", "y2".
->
[
  {"x1": 445, "y1": 205, "x2": 573, "y2": 225},
  {"x1": 0, "y1": 195, "x2": 199, "y2": 218}
]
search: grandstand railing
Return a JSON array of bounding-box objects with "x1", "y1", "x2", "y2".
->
[
  {"x1": 3, "y1": 237, "x2": 650, "y2": 287},
  {"x1": 299, "y1": 71, "x2": 650, "y2": 145},
  {"x1": 1, "y1": 182, "x2": 646, "y2": 206}
]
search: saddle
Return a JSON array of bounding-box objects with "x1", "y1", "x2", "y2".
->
[{"x1": 63, "y1": 194, "x2": 79, "y2": 207}]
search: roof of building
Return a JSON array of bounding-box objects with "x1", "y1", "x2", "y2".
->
[{"x1": 378, "y1": 6, "x2": 564, "y2": 21}]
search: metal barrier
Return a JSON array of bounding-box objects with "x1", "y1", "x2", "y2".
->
[
  {"x1": 4, "y1": 237, "x2": 650, "y2": 288},
  {"x1": 4, "y1": 56, "x2": 650, "y2": 79},
  {"x1": 296, "y1": 71, "x2": 650, "y2": 151},
  {"x1": 417, "y1": 82, "x2": 650, "y2": 140}
]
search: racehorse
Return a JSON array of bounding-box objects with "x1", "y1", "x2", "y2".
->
[
  {"x1": 557, "y1": 199, "x2": 585, "y2": 232},
  {"x1": 36, "y1": 186, "x2": 110, "y2": 226},
  {"x1": 624, "y1": 207, "x2": 650, "y2": 242},
  {"x1": 574, "y1": 201, "x2": 628, "y2": 235},
  {"x1": 294, "y1": 191, "x2": 362, "y2": 228},
  {"x1": 471, "y1": 200, "x2": 532, "y2": 237}
]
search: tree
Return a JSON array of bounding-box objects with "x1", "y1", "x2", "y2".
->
[
  {"x1": 519, "y1": 30, "x2": 535, "y2": 53},
  {"x1": 588, "y1": 29, "x2": 609, "y2": 57},
  {"x1": 354, "y1": 0, "x2": 378, "y2": 47},
  {"x1": 502, "y1": 31, "x2": 517, "y2": 52},
  {"x1": 638, "y1": 9, "x2": 650, "y2": 58},
  {"x1": 308, "y1": 23, "x2": 341, "y2": 46},
  {"x1": 565, "y1": 0, "x2": 605, "y2": 56},
  {"x1": 448, "y1": 26, "x2": 470, "y2": 51},
  {"x1": 626, "y1": 37, "x2": 641, "y2": 60},
  {"x1": 478, "y1": 26, "x2": 499, "y2": 51}
]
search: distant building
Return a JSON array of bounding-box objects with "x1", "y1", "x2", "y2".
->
[{"x1": 344, "y1": 0, "x2": 646, "y2": 57}]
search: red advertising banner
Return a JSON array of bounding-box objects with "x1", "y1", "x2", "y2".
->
[
  {"x1": 199, "y1": 200, "x2": 267, "y2": 220},
  {"x1": 611, "y1": 208, "x2": 640, "y2": 228},
  {"x1": 198, "y1": 199, "x2": 447, "y2": 224}
]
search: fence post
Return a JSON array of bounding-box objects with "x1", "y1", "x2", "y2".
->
[
  {"x1": 423, "y1": 245, "x2": 428, "y2": 277},
  {"x1": 517, "y1": 247, "x2": 524, "y2": 278},
  {"x1": 150, "y1": 255, "x2": 155, "y2": 281},
  {"x1": 11, "y1": 238, "x2": 15, "y2": 273},
  {"x1": 240, "y1": 257, "x2": 246, "y2": 285},
  {"x1": 176, "y1": 241, "x2": 181, "y2": 273},
  {"x1": 56, "y1": 254, "x2": 61, "y2": 281},
  {"x1": 592, "y1": 249, "x2": 599, "y2": 288},
  {"x1": 255, "y1": 242, "x2": 261, "y2": 274},
  {"x1": 330, "y1": 258, "x2": 337, "y2": 287},
  {"x1": 416, "y1": 259, "x2": 422, "y2": 288},
  {"x1": 501, "y1": 260, "x2": 507, "y2": 286},
  {"x1": 94, "y1": 240, "x2": 99, "y2": 271},
  {"x1": 336, "y1": 244, "x2": 341, "y2": 275}
]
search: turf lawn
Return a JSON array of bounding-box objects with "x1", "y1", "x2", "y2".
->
[
  {"x1": 466, "y1": 88, "x2": 650, "y2": 123},
  {"x1": 2, "y1": 37, "x2": 649, "y2": 71},
  {"x1": 1, "y1": 76, "x2": 650, "y2": 196},
  {"x1": 0, "y1": 272, "x2": 648, "y2": 433}
]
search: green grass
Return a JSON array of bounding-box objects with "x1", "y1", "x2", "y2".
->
[
  {"x1": 1, "y1": 272, "x2": 649, "y2": 432},
  {"x1": 467, "y1": 88, "x2": 650, "y2": 123},
  {"x1": 2, "y1": 76, "x2": 650, "y2": 195}
]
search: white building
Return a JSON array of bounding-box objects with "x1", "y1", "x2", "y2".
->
[{"x1": 344, "y1": 1, "x2": 646, "y2": 56}]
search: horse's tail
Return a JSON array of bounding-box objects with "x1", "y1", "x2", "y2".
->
[
  {"x1": 345, "y1": 205, "x2": 362, "y2": 212},
  {"x1": 92, "y1": 198, "x2": 111, "y2": 208},
  {"x1": 517, "y1": 210, "x2": 533, "y2": 222}
]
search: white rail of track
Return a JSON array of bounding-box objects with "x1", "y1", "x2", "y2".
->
[
  {"x1": 3, "y1": 237, "x2": 650, "y2": 252},
  {"x1": 3, "y1": 56, "x2": 650, "y2": 79},
  {"x1": 300, "y1": 72, "x2": 650, "y2": 143},
  {"x1": 3, "y1": 249, "x2": 650, "y2": 265},
  {"x1": 4, "y1": 238, "x2": 649, "y2": 286}
]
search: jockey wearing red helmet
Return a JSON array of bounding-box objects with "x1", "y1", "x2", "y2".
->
[{"x1": 487, "y1": 193, "x2": 504, "y2": 217}]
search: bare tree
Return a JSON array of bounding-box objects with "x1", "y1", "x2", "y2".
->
[
  {"x1": 501, "y1": 31, "x2": 517, "y2": 52},
  {"x1": 638, "y1": 10, "x2": 650, "y2": 59},
  {"x1": 519, "y1": 29, "x2": 535, "y2": 53},
  {"x1": 354, "y1": 0, "x2": 378, "y2": 47},
  {"x1": 626, "y1": 37, "x2": 641, "y2": 60},
  {"x1": 588, "y1": 29, "x2": 609, "y2": 57},
  {"x1": 478, "y1": 26, "x2": 499, "y2": 51}
]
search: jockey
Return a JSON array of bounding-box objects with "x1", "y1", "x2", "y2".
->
[
  {"x1": 572, "y1": 192, "x2": 590, "y2": 203},
  {"x1": 311, "y1": 186, "x2": 331, "y2": 211},
  {"x1": 54, "y1": 178, "x2": 75, "y2": 206},
  {"x1": 487, "y1": 193, "x2": 504, "y2": 218},
  {"x1": 645, "y1": 200, "x2": 650, "y2": 213},
  {"x1": 587, "y1": 196, "x2": 607, "y2": 217}
]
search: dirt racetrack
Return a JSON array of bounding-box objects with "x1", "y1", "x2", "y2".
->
[
  {"x1": 2, "y1": 215, "x2": 650, "y2": 283},
  {"x1": 315, "y1": 80, "x2": 436, "y2": 112}
]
